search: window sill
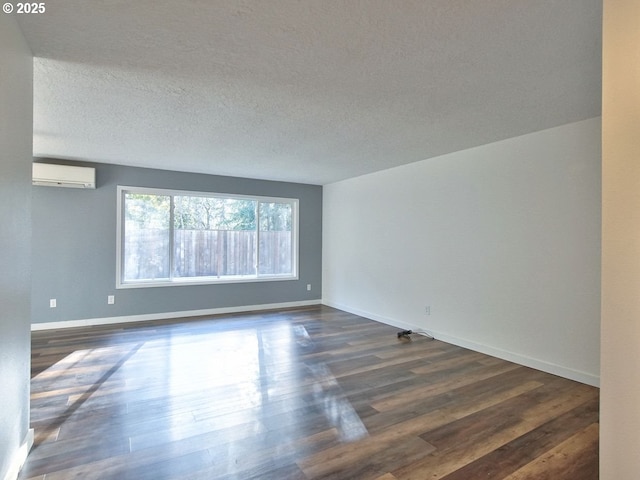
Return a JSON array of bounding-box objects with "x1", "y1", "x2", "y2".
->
[{"x1": 116, "y1": 274, "x2": 298, "y2": 289}]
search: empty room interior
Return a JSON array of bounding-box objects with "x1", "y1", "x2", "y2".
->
[{"x1": 1, "y1": 1, "x2": 639, "y2": 479}]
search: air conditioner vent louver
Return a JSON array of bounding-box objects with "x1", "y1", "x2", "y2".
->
[{"x1": 32, "y1": 163, "x2": 96, "y2": 189}]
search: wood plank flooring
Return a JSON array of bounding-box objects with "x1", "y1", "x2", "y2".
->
[{"x1": 19, "y1": 305, "x2": 599, "y2": 479}]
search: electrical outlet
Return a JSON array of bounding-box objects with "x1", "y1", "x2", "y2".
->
[
  {"x1": 425, "y1": 305, "x2": 431, "y2": 315},
  {"x1": 50, "y1": 299, "x2": 57, "y2": 308},
  {"x1": 306, "y1": 284, "x2": 311, "y2": 291},
  {"x1": 107, "y1": 295, "x2": 115, "y2": 305}
]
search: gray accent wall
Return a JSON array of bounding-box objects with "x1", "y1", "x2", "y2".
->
[
  {"x1": 31, "y1": 162, "x2": 322, "y2": 324},
  {"x1": 0, "y1": 15, "x2": 33, "y2": 480}
]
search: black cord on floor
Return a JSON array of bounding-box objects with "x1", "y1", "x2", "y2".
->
[{"x1": 396, "y1": 329, "x2": 434, "y2": 340}]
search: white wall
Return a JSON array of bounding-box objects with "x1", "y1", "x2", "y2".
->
[
  {"x1": 323, "y1": 118, "x2": 601, "y2": 386},
  {"x1": 0, "y1": 14, "x2": 33, "y2": 480},
  {"x1": 601, "y1": 0, "x2": 640, "y2": 477}
]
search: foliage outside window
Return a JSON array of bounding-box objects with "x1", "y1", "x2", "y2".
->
[{"x1": 117, "y1": 186, "x2": 298, "y2": 287}]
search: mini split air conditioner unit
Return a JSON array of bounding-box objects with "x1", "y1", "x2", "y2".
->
[{"x1": 32, "y1": 163, "x2": 96, "y2": 189}]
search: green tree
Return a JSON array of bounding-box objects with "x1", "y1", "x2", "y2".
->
[
  {"x1": 174, "y1": 196, "x2": 256, "y2": 231},
  {"x1": 124, "y1": 193, "x2": 170, "y2": 229}
]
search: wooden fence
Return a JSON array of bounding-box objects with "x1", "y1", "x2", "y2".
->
[{"x1": 123, "y1": 229, "x2": 292, "y2": 280}]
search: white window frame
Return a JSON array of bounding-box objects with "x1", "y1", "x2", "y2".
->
[{"x1": 116, "y1": 185, "x2": 299, "y2": 289}]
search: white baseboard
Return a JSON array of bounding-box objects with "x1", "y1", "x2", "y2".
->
[
  {"x1": 433, "y1": 331, "x2": 599, "y2": 387},
  {"x1": 31, "y1": 300, "x2": 321, "y2": 331},
  {"x1": 3, "y1": 429, "x2": 33, "y2": 480},
  {"x1": 322, "y1": 300, "x2": 600, "y2": 387},
  {"x1": 322, "y1": 300, "x2": 426, "y2": 335}
]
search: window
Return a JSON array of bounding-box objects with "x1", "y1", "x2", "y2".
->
[{"x1": 117, "y1": 186, "x2": 298, "y2": 288}]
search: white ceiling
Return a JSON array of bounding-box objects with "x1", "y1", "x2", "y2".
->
[{"x1": 17, "y1": 1, "x2": 602, "y2": 185}]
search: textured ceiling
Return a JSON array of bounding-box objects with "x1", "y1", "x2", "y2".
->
[{"x1": 17, "y1": 1, "x2": 602, "y2": 185}]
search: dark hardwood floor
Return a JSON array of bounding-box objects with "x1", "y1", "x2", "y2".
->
[{"x1": 19, "y1": 305, "x2": 599, "y2": 479}]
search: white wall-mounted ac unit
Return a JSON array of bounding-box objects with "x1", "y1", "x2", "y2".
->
[{"x1": 32, "y1": 163, "x2": 96, "y2": 189}]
